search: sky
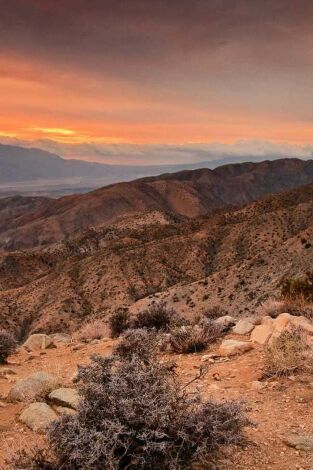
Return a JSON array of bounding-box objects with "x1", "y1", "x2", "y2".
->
[{"x1": 0, "y1": 0, "x2": 312, "y2": 164}]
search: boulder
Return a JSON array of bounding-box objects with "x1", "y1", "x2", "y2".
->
[
  {"x1": 19, "y1": 402, "x2": 57, "y2": 432},
  {"x1": 50, "y1": 333, "x2": 72, "y2": 345},
  {"x1": 214, "y1": 315, "x2": 236, "y2": 331},
  {"x1": 23, "y1": 334, "x2": 55, "y2": 351},
  {"x1": 233, "y1": 319, "x2": 255, "y2": 335},
  {"x1": 218, "y1": 339, "x2": 253, "y2": 357},
  {"x1": 251, "y1": 313, "x2": 313, "y2": 345},
  {"x1": 7, "y1": 372, "x2": 58, "y2": 403},
  {"x1": 49, "y1": 387, "x2": 80, "y2": 410},
  {"x1": 250, "y1": 316, "x2": 274, "y2": 345},
  {"x1": 284, "y1": 434, "x2": 313, "y2": 451}
]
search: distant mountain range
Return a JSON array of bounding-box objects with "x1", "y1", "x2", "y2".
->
[
  {"x1": 1, "y1": 157, "x2": 313, "y2": 251},
  {"x1": 1, "y1": 143, "x2": 309, "y2": 197}
]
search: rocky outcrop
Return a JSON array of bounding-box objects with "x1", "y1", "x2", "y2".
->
[{"x1": 251, "y1": 313, "x2": 313, "y2": 345}]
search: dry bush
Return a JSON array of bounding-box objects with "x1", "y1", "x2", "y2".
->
[
  {"x1": 0, "y1": 329, "x2": 16, "y2": 364},
  {"x1": 281, "y1": 272, "x2": 313, "y2": 302},
  {"x1": 257, "y1": 298, "x2": 313, "y2": 321},
  {"x1": 109, "y1": 307, "x2": 131, "y2": 338},
  {"x1": 203, "y1": 305, "x2": 227, "y2": 320},
  {"x1": 74, "y1": 319, "x2": 108, "y2": 342},
  {"x1": 11, "y1": 349, "x2": 249, "y2": 470},
  {"x1": 133, "y1": 301, "x2": 183, "y2": 332},
  {"x1": 169, "y1": 320, "x2": 222, "y2": 354},
  {"x1": 114, "y1": 328, "x2": 159, "y2": 363},
  {"x1": 256, "y1": 299, "x2": 288, "y2": 318},
  {"x1": 263, "y1": 327, "x2": 312, "y2": 378}
]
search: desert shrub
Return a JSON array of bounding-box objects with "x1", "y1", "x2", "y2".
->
[
  {"x1": 0, "y1": 329, "x2": 16, "y2": 364},
  {"x1": 133, "y1": 301, "x2": 182, "y2": 331},
  {"x1": 263, "y1": 327, "x2": 312, "y2": 378},
  {"x1": 109, "y1": 307, "x2": 131, "y2": 338},
  {"x1": 257, "y1": 297, "x2": 313, "y2": 320},
  {"x1": 169, "y1": 320, "x2": 222, "y2": 354},
  {"x1": 114, "y1": 328, "x2": 159, "y2": 362},
  {"x1": 203, "y1": 305, "x2": 227, "y2": 320},
  {"x1": 74, "y1": 319, "x2": 108, "y2": 342},
  {"x1": 281, "y1": 272, "x2": 313, "y2": 302},
  {"x1": 12, "y1": 348, "x2": 249, "y2": 470},
  {"x1": 256, "y1": 299, "x2": 288, "y2": 318}
]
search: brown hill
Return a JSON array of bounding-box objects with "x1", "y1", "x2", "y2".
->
[
  {"x1": 1, "y1": 158, "x2": 313, "y2": 251},
  {"x1": 1, "y1": 181, "x2": 313, "y2": 335}
]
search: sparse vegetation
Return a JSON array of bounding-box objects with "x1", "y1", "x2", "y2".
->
[
  {"x1": 11, "y1": 341, "x2": 249, "y2": 469},
  {"x1": 263, "y1": 327, "x2": 312, "y2": 378},
  {"x1": 133, "y1": 301, "x2": 182, "y2": 331},
  {"x1": 114, "y1": 328, "x2": 159, "y2": 362},
  {"x1": 109, "y1": 307, "x2": 131, "y2": 338},
  {"x1": 281, "y1": 272, "x2": 313, "y2": 302},
  {"x1": 257, "y1": 298, "x2": 288, "y2": 318},
  {"x1": 169, "y1": 320, "x2": 222, "y2": 354},
  {"x1": 74, "y1": 319, "x2": 108, "y2": 342},
  {"x1": 0, "y1": 329, "x2": 16, "y2": 364},
  {"x1": 258, "y1": 297, "x2": 313, "y2": 321},
  {"x1": 203, "y1": 305, "x2": 227, "y2": 320}
]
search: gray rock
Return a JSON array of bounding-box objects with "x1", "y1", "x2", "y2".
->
[
  {"x1": 50, "y1": 333, "x2": 72, "y2": 345},
  {"x1": 23, "y1": 334, "x2": 55, "y2": 351},
  {"x1": 214, "y1": 315, "x2": 236, "y2": 331},
  {"x1": 233, "y1": 319, "x2": 255, "y2": 335},
  {"x1": 284, "y1": 434, "x2": 313, "y2": 451},
  {"x1": 49, "y1": 387, "x2": 80, "y2": 410},
  {"x1": 19, "y1": 402, "x2": 57, "y2": 432},
  {"x1": 7, "y1": 372, "x2": 58, "y2": 403}
]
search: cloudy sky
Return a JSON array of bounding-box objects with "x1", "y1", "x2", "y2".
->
[{"x1": 0, "y1": 0, "x2": 312, "y2": 164}]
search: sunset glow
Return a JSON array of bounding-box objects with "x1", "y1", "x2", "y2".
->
[{"x1": 0, "y1": 0, "x2": 312, "y2": 161}]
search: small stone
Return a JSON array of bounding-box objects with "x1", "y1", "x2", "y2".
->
[
  {"x1": 284, "y1": 434, "x2": 313, "y2": 451},
  {"x1": 19, "y1": 402, "x2": 57, "y2": 432},
  {"x1": 0, "y1": 368, "x2": 16, "y2": 377},
  {"x1": 251, "y1": 380, "x2": 266, "y2": 390},
  {"x1": 208, "y1": 384, "x2": 220, "y2": 391}
]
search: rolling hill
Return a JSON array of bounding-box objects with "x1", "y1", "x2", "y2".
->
[
  {"x1": 0, "y1": 177, "x2": 313, "y2": 335},
  {"x1": 1, "y1": 158, "x2": 313, "y2": 251}
]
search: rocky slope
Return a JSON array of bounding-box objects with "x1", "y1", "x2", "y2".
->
[
  {"x1": 1, "y1": 158, "x2": 313, "y2": 251},
  {"x1": 1, "y1": 182, "x2": 313, "y2": 335}
]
